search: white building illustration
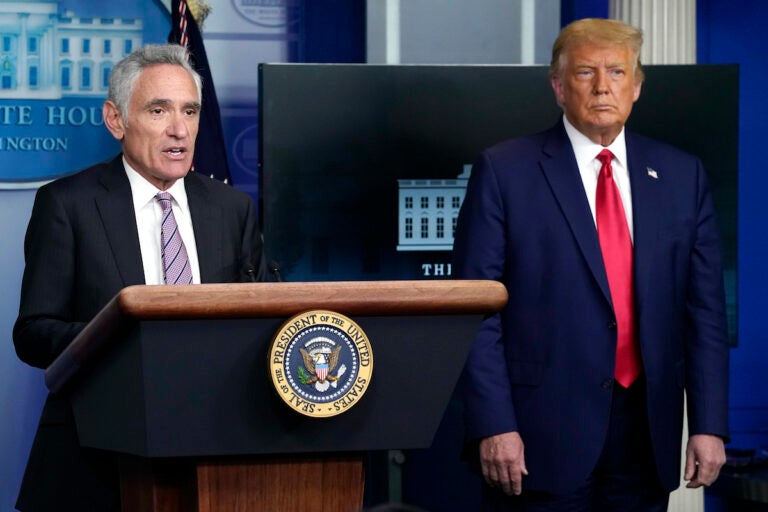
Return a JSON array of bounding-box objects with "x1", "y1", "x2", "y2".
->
[
  {"x1": 397, "y1": 165, "x2": 471, "y2": 252},
  {"x1": 0, "y1": 1, "x2": 143, "y2": 99}
]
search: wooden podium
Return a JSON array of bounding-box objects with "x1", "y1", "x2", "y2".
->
[{"x1": 45, "y1": 280, "x2": 506, "y2": 512}]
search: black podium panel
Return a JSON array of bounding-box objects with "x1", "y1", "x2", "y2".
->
[{"x1": 71, "y1": 314, "x2": 480, "y2": 457}]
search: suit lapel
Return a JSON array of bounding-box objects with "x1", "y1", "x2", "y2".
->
[
  {"x1": 95, "y1": 156, "x2": 146, "y2": 286},
  {"x1": 626, "y1": 133, "x2": 661, "y2": 311},
  {"x1": 186, "y1": 173, "x2": 222, "y2": 283},
  {"x1": 539, "y1": 124, "x2": 613, "y2": 305}
]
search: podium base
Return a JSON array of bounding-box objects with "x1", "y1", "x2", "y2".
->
[{"x1": 120, "y1": 454, "x2": 365, "y2": 512}]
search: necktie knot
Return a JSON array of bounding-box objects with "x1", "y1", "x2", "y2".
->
[
  {"x1": 597, "y1": 149, "x2": 614, "y2": 178},
  {"x1": 156, "y1": 191, "x2": 173, "y2": 210}
]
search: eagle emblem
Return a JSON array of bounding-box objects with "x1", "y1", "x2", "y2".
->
[{"x1": 298, "y1": 339, "x2": 346, "y2": 392}]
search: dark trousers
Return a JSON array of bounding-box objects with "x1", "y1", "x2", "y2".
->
[
  {"x1": 16, "y1": 395, "x2": 120, "y2": 512},
  {"x1": 481, "y1": 379, "x2": 669, "y2": 512}
]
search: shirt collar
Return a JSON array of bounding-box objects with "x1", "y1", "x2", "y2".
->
[
  {"x1": 562, "y1": 115, "x2": 628, "y2": 171},
  {"x1": 123, "y1": 156, "x2": 190, "y2": 213}
]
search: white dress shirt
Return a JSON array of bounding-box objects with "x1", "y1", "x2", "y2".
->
[
  {"x1": 124, "y1": 158, "x2": 201, "y2": 284},
  {"x1": 562, "y1": 115, "x2": 634, "y2": 242}
]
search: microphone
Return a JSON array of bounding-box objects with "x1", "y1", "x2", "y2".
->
[
  {"x1": 268, "y1": 261, "x2": 283, "y2": 282},
  {"x1": 242, "y1": 262, "x2": 257, "y2": 283}
]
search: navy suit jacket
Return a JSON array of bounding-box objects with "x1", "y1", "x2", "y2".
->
[
  {"x1": 13, "y1": 155, "x2": 268, "y2": 511},
  {"x1": 453, "y1": 121, "x2": 729, "y2": 494}
]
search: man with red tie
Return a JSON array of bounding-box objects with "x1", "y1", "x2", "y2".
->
[{"x1": 454, "y1": 18, "x2": 729, "y2": 511}]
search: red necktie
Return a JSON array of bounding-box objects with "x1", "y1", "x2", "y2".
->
[{"x1": 596, "y1": 149, "x2": 642, "y2": 387}]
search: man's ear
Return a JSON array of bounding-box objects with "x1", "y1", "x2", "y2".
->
[
  {"x1": 550, "y1": 75, "x2": 565, "y2": 107},
  {"x1": 102, "y1": 101, "x2": 125, "y2": 140}
]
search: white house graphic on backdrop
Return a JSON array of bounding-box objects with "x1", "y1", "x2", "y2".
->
[
  {"x1": 397, "y1": 165, "x2": 471, "y2": 252},
  {"x1": 0, "y1": 0, "x2": 142, "y2": 99}
]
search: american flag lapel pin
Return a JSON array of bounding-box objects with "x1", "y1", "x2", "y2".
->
[{"x1": 647, "y1": 167, "x2": 658, "y2": 179}]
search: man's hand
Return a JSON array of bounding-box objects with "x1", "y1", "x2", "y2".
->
[
  {"x1": 479, "y1": 431, "x2": 528, "y2": 495},
  {"x1": 684, "y1": 434, "x2": 726, "y2": 488}
]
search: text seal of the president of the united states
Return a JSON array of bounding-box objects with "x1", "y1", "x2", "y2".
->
[{"x1": 269, "y1": 310, "x2": 373, "y2": 418}]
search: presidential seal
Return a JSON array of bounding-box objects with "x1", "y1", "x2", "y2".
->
[{"x1": 269, "y1": 310, "x2": 373, "y2": 418}]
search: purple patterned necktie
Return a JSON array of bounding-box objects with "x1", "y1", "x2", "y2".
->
[{"x1": 156, "y1": 192, "x2": 193, "y2": 285}]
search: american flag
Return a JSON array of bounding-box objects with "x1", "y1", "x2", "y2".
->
[{"x1": 169, "y1": 0, "x2": 231, "y2": 183}]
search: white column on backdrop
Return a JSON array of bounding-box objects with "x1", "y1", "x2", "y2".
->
[
  {"x1": 611, "y1": 0, "x2": 696, "y2": 64},
  {"x1": 385, "y1": 0, "x2": 401, "y2": 64},
  {"x1": 520, "y1": 0, "x2": 536, "y2": 64},
  {"x1": 367, "y1": 0, "x2": 401, "y2": 64}
]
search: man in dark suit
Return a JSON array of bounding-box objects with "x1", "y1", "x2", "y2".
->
[
  {"x1": 13, "y1": 44, "x2": 268, "y2": 511},
  {"x1": 453, "y1": 18, "x2": 729, "y2": 511}
]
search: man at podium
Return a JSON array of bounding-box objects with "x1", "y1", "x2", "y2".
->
[{"x1": 13, "y1": 44, "x2": 269, "y2": 511}]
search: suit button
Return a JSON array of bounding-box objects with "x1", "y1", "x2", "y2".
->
[{"x1": 601, "y1": 378, "x2": 614, "y2": 389}]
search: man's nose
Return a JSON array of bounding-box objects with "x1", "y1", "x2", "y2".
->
[
  {"x1": 593, "y1": 70, "x2": 609, "y2": 94},
  {"x1": 167, "y1": 113, "x2": 190, "y2": 137}
]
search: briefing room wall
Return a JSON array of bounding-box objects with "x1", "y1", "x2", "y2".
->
[
  {"x1": 696, "y1": 9, "x2": 768, "y2": 512},
  {"x1": 696, "y1": 0, "x2": 768, "y2": 452}
]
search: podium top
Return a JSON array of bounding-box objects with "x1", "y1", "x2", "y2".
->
[
  {"x1": 115, "y1": 279, "x2": 507, "y2": 318},
  {"x1": 46, "y1": 280, "x2": 506, "y2": 392}
]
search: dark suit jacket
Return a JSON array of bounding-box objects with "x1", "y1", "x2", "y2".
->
[
  {"x1": 453, "y1": 121, "x2": 729, "y2": 494},
  {"x1": 13, "y1": 155, "x2": 268, "y2": 511}
]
